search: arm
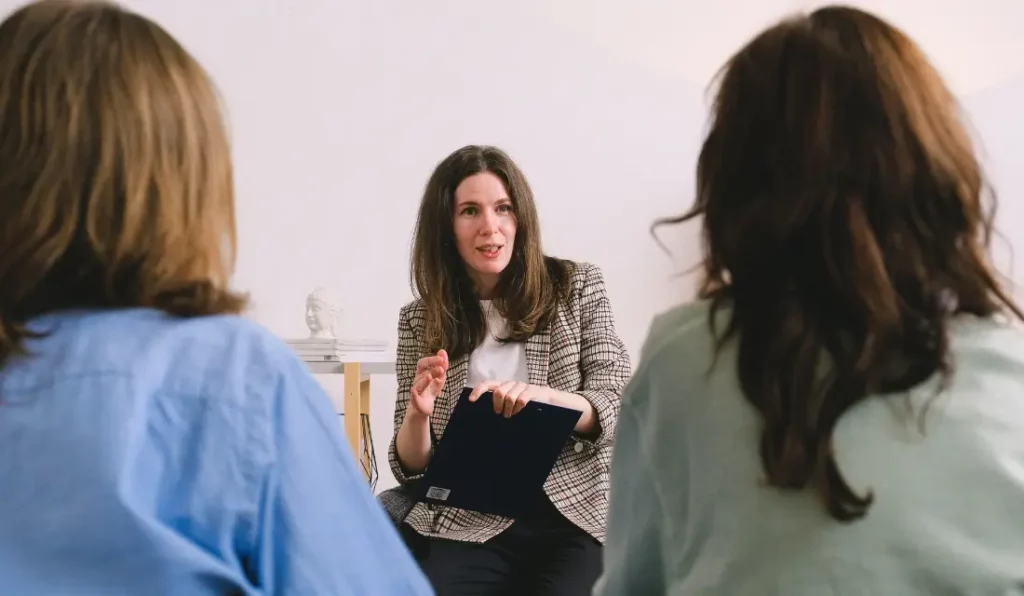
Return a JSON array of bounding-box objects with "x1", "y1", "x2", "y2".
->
[
  {"x1": 389, "y1": 305, "x2": 431, "y2": 481},
  {"x1": 394, "y1": 408, "x2": 431, "y2": 477},
  {"x1": 593, "y1": 380, "x2": 666, "y2": 595},
  {"x1": 565, "y1": 263, "x2": 631, "y2": 443},
  {"x1": 547, "y1": 389, "x2": 600, "y2": 434},
  {"x1": 252, "y1": 348, "x2": 432, "y2": 595}
]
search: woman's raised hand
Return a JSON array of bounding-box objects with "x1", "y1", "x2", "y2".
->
[{"x1": 409, "y1": 349, "x2": 448, "y2": 418}]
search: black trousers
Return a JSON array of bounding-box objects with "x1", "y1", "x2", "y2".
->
[{"x1": 400, "y1": 498, "x2": 602, "y2": 596}]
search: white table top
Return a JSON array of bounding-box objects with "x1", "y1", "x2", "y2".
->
[{"x1": 302, "y1": 356, "x2": 396, "y2": 376}]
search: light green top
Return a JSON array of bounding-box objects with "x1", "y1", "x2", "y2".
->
[{"x1": 596, "y1": 300, "x2": 1024, "y2": 595}]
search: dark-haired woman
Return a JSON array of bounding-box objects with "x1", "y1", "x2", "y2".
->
[
  {"x1": 597, "y1": 5, "x2": 1024, "y2": 595},
  {"x1": 389, "y1": 145, "x2": 631, "y2": 595}
]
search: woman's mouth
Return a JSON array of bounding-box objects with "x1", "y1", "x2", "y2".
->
[{"x1": 477, "y1": 244, "x2": 503, "y2": 259}]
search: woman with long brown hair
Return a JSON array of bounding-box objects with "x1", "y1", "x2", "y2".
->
[
  {"x1": 0, "y1": 1, "x2": 430, "y2": 593},
  {"x1": 598, "y1": 6, "x2": 1024, "y2": 595},
  {"x1": 386, "y1": 144, "x2": 631, "y2": 595}
]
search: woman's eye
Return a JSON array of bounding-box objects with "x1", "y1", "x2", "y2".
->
[{"x1": 497, "y1": 204, "x2": 512, "y2": 213}]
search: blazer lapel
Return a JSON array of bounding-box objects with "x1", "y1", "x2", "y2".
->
[
  {"x1": 526, "y1": 325, "x2": 550, "y2": 386},
  {"x1": 433, "y1": 353, "x2": 468, "y2": 441},
  {"x1": 445, "y1": 353, "x2": 469, "y2": 395}
]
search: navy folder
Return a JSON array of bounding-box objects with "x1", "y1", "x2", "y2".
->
[{"x1": 418, "y1": 387, "x2": 582, "y2": 518}]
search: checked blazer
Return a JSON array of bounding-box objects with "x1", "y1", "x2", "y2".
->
[{"x1": 387, "y1": 261, "x2": 631, "y2": 544}]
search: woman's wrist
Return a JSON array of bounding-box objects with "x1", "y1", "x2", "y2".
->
[
  {"x1": 404, "y1": 407, "x2": 429, "y2": 425},
  {"x1": 547, "y1": 389, "x2": 599, "y2": 434},
  {"x1": 547, "y1": 389, "x2": 582, "y2": 409},
  {"x1": 396, "y1": 407, "x2": 433, "y2": 476}
]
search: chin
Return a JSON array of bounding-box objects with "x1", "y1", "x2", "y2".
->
[{"x1": 475, "y1": 259, "x2": 510, "y2": 275}]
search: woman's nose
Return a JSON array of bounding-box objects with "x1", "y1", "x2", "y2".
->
[{"x1": 479, "y1": 209, "x2": 499, "y2": 232}]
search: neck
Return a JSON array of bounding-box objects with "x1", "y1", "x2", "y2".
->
[{"x1": 471, "y1": 273, "x2": 499, "y2": 300}]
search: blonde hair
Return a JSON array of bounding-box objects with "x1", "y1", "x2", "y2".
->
[{"x1": 0, "y1": 0, "x2": 246, "y2": 366}]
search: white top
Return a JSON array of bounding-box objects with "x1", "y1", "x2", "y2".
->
[
  {"x1": 596, "y1": 300, "x2": 1024, "y2": 596},
  {"x1": 465, "y1": 300, "x2": 529, "y2": 387}
]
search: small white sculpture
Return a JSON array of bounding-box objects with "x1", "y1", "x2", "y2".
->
[{"x1": 305, "y1": 287, "x2": 343, "y2": 339}]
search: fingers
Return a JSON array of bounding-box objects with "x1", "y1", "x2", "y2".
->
[
  {"x1": 505, "y1": 383, "x2": 530, "y2": 418},
  {"x1": 411, "y1": 365, "x2": 445, "y2": 400},
  {"x1": 414, "y1": 366, "x2": 444, "y2": 386},
  {"x1": 428, "y1": 371, "x2": 445, "y2": 393},
  {"x1": 468, "y1": 380, "x2": 500, "y2": 402},
  {"x1": 494, "y1": 382, "x2": 534, "y2": 418},
  {"x1": 415, "y1": 355, "x2": 443, "y2": 375},
  {"x1": 468, "y1": 381, "x2": 547, "y2": 417},
  {"x1": 511, "y1": 385, "x2": 534, "y2": 416},
  {"x1": 492, "y1": 381, "x2": 519, "y2": 416},
  {"x1": 411, "y1": 373, "x2": 432, "y2": 395}
]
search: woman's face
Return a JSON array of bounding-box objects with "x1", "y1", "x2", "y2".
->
[{"x1": 452, "y1": 172, "x2": 517, "y2": 299}]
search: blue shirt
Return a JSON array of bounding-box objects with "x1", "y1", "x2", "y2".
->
[
  {"x1": 0, "y1": 308, "x2": 433, "y2": 595},
  {"x1": 596, "y1": 301, "x2": 1024, "y2": 595}
]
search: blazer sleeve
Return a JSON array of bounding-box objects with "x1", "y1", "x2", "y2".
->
[
  {"x1": 388, "y1": 304, "x2": 424, "y2": 484},
  {"x1": 575, "y1": 263, "x2": 631, "y2": 447}
]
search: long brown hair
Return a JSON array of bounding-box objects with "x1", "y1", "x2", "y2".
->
[
  {"x1": 657, "y1": 6, "x2": 1022, "y2": 521},
  {"x1": 410, "y1": 145, "x2": 573, "y2": 359},
  {"x1": 0, "y1": 0, "x2": 245, "y2": 368}
]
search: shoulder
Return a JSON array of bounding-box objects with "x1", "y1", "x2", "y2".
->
[
  {"x1": 143, "y1": 312, "x2": 302, "y2": 401},
  {"x1": 951, "y1": 315, "x2": 1024, "y2": 351},
  {"x1": 550, "y1": 259, "x2": 608, "y2": 305},
  {"x1": 398, "y1": 299, "x2": 426, "y2": 331},
  {"x1": 564, "y1": 260, "x2": 604, "y2": 291},
  {"x1": 641, "y1": 301, "x2": 716, "y2": 361},
  {"x1": 399, "y1": 298, "x2": 425, "y2": 317},
  {"x1": 625, "y1": 300, "x2": 722, "y2": 403},
  {"x1": 21, "y1": 309, "x2": 303, "y2": 409},
  {"x1": 947, "y1": 316, "x2": 1024, "y2": 393}
]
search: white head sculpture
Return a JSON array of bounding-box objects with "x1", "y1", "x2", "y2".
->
[{"x1": 305, "y1": 287, "x2": 342, "y2": 339}]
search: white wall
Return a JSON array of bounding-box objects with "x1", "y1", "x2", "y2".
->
[{"x1": 6, "y1": 0, "x2": 1022, "y2": 491}]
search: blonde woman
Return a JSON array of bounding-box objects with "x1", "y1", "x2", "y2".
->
[{"x1": 0, "y1": 1, "x2": 430, "y2": 594}]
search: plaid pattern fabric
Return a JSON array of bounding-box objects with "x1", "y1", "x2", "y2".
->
[{"x1": 387, "y1": 261, "x2": 631, "y2": 544}]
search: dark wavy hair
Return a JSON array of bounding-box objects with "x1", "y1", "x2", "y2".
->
[
  {"x1": 656, "y1": 5, "x2": 1022, "y2": 521},
  {"x1": 410, "y1": 145, "x2": 573, "y2": 360}
]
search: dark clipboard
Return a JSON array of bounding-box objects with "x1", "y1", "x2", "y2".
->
[{"x1": 418, "y1": 387, "x2": 582, "y2": 518}]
